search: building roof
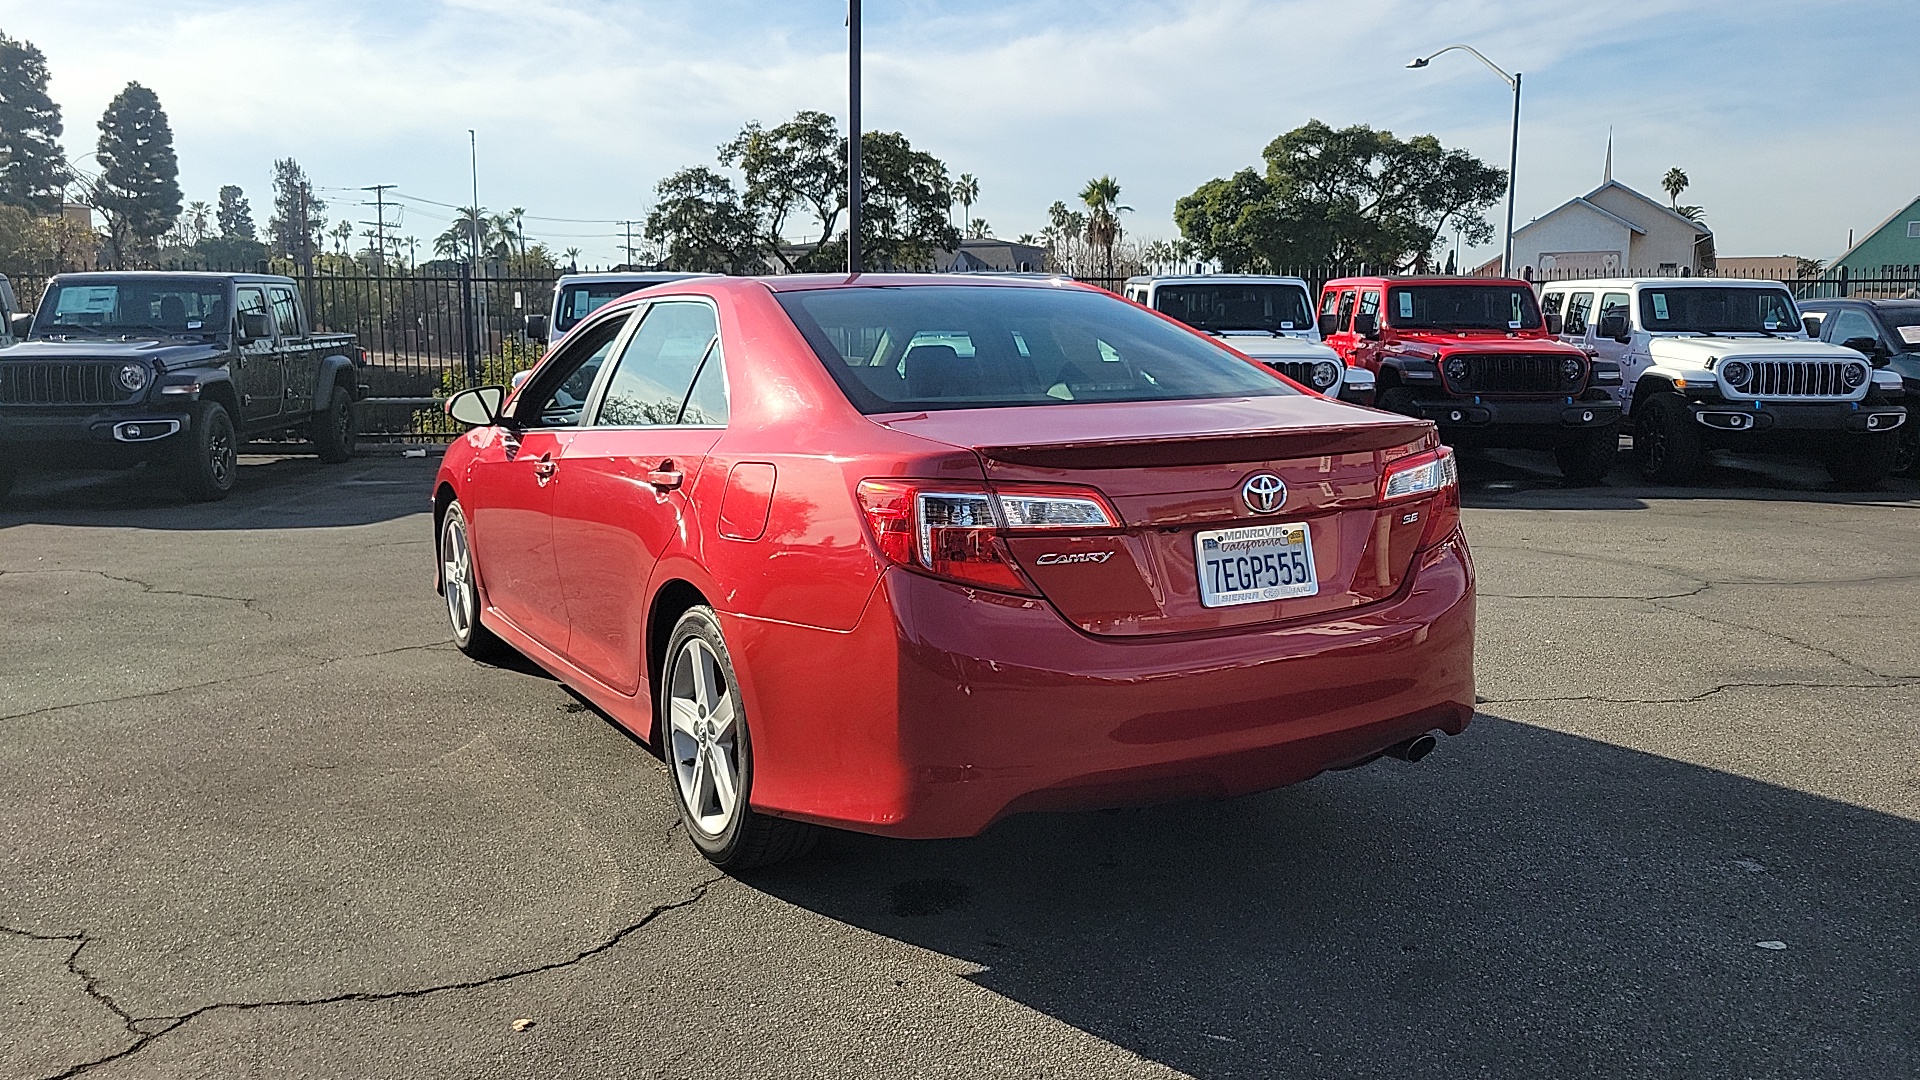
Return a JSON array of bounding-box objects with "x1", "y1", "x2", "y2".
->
[
  {"x1": 1829, "y1": 193, "x2": 1920, "y2": 266},
  {"x1": 1582, "y1": 180, "x2": 1712, "y2": 237},
  {"x1": 1514, "y1": 195, "x2": 1646, "y2": 238}
]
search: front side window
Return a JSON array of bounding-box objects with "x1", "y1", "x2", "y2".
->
[
  {"x1": 1639, "y1": 287, "x2": 1799, "y2": 333},
  {"x1": 1826, "y1": 309, "x2": 1882, "y2": 352},
  {"x1": 40, "y1": 278, "x2": 228, "y2": 336},
  {"x1": 594, "y1": 301, "x2": 722, "y2": 427},
  {"x1": 268, "y1": 286, "x2": 302, "y2": 337},
  {"x1": 1318, "y1": 290, "x2": 1341, "y2": 317},
  {"x1": 1151, "y1": 283, "x2": 1312, "y2": 333},
  {"x1": 1599, "y1": 292, "x2": 1631, "y2": 328},
  {"x1": 236, "y1": 287, "x2": 269, "y2": 325},
  {"x1": 1387, "y1": 285, "x2": 1542, "y2": 331},
  {"x1": 520, "y1": 309, "x2": 633, "y2": 428},
  {"x1": 1564, "y1": 293, "x2": 1595, "y2": 336},
  {"x1": 1335, "y1": 291, "x2": 1356, "y2": 332},
  {"x1": 778, "y1": 284, "x2": 1294, "y2": 413}
]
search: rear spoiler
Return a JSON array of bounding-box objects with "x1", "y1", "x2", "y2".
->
[{"x1": 977, "y1": 419, "x2": 1436, "y2": 470}]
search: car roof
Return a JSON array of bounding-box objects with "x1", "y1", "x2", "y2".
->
[
  {"x1": 1123, "y1": 274, "x2": 1311, "y2": 286},
  {"x1": 750, "y1": 272, "x2": 1093, "y2": 294},
  {"x1": 49, "y1": 270, "x2": 296, "y2": 285},
  {"x1": 1801, "y1": 298, "x2": 1920, "y2": 311},
  {"x1": 554, "y1": 271, "x2": 716, "y2": 286},
  {"x1": 1321, "y1": 276, "x2": 1532, "y2": 288},
  {"x1": 1539, "y1": 277, "x2": 1787, "y2": 289}
]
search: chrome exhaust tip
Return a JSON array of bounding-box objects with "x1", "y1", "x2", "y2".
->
[{"x1": 1384, "y1": 733, "x2": 1438, "y2": 763}]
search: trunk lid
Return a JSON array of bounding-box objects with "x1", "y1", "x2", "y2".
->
[{"x1": 878, "y1": 395, "x2": 1440, "y2": 637}]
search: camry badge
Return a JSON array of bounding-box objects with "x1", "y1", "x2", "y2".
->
[
  {"x1": 1034, "y1": 551, "x2": 1115, "y2": 566},
  {"x1": 1242, "y1": 473, "x2": 1286, "y2": 515}
]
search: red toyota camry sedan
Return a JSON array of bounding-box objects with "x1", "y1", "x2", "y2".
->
[{"x1": 434, "y1": 275, "x2": 1474, "y2": 868}]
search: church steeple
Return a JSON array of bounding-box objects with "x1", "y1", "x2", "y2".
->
[{"x1": 1604, "y1": 128, "x2": 1613, "y2": 183}]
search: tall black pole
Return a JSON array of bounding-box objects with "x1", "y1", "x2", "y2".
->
[
  {"x1": 847, "y1": 0, "x2": 862, "y2": 274},
  {"x1": 1504, "y1": 72, "x2": 1521, "y2": 277}
]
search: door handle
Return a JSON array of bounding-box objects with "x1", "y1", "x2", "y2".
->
[
  {"x1": 646, "y1": 460, "x2": 683, "y2": 490},
  {"x1": 533, "y1": 454, "x2": 557, "y2": 485}
]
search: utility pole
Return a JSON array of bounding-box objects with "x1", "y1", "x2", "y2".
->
[
  {"x1": 847, "y1": 0, "x2": 862, "y2": 274},
  {"x1": 617, "y1": 220, "x2": 642, "y2": 268},
  {"x1": 468, "y1": 130, "x2": 482, "y2": 267},
  {"x1": 359, "y1": 183, "x2": 396, "y2": 273}
]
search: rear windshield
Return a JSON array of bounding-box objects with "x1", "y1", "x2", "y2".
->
[
  {"x1": 777, "y1": 285, "x2": 1293, "y2": 413},
  {"x1": 1153, "y1": 283, "x2": 1312, "y2": 333},
  {"x1": 1640, "y1": 287, "x2": 1798, "y2": 333},
  {"x1": 1386, "y1": 285, "x2": 1542, "y2": 331}
]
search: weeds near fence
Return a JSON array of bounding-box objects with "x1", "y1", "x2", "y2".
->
[{"x1": 411, "y1": 337, "x2": 546, "y2": 435}]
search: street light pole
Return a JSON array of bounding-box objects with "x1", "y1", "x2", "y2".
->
[
  {"x1": 1408, "y1": 45, "x2": 1521, "y2": 275},
  {"x1": 847, "y1": 0, "x2": 862, "y2": 274}
]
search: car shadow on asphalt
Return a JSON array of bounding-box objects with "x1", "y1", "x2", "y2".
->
[
  {"x1": 1459, "y1": 447, "x2": 1920, "y2": 512},
  {"x1": 743, "y1": 715, "x2": 1919, "y2": 1079},
  {"x1": 0, "y1": 453, "x2": 438, "y2": 529}
]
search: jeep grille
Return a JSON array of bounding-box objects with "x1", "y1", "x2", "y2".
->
[
  {"x1": 1264, "y1": 360, "x2": 1318, "y2": 384},
  {"x1": 1744, "y1": 360, "x2": 1853, "y2": 398},
  {"x1": 1445, "y1": 353, "x2": 1577, "y2": 395},
  {"x1": 0, "y1": 363, "x2": 142, "y2": 406}
]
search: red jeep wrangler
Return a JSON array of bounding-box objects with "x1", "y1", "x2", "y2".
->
[{"x1": 1319, "y1": 276, "x2": 1624, "y2": 485}]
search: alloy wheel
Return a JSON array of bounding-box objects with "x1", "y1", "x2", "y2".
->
[
  {"x1": 442, "y1": 514, "x2": 475, "y2": 641},
  {"x1": 668, "y1": 637, "x2": 742, "y2": 836},
  {"x1": 209, "y1": 425, "x2": 235, "y2": 487}
]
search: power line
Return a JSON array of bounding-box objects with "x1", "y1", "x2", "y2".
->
[{"x1": 359, "y1": 184, "x2": 396, "y2": 271}]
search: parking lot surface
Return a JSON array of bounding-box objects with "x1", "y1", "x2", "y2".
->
[{"x1": 3, "y1": 449, "x2": 1917, "y2": 1079}]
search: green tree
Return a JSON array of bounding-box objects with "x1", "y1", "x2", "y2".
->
[
  {"x1": 832, "y1": 130, "x2": 958, "y2": 270},
  {"x1": 1174, "y1": 119, "x2": 1505, "y2": 272},
  {"x1": 0, "y1": 30, "x2": 67, "y2": 213},
  {"x1": 719, "y1": 110, "x2": 844, "y2": 271},
  {"x1": 644, "y1": 167, "x2": 762, "y2": 273},
  {"x1": 953, "y1": 173, "x2": 979, "y2": 229},
  {"x1": 1661, "y1": 167, "x2": 1689, "y2": 208},
  {"x1": 967, "y1": 218, "x2": 991, "y2": 239},
  {"x1": 95, "y1": 82, "x2": 182, "y2": 266},
  {"x1": 216, "y1": 184, "x2": 255, "y2": 238},
  {"x1": 268, "y1": 158, "x2": 326, "y2": 270},
  {"x1": 1080, "y1": 175, "x2": 1130, "y2": 278}
]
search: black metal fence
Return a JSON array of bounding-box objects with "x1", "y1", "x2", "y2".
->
[{"x1": 7, "y1": 262, "x2": 1916, "y2": 437}]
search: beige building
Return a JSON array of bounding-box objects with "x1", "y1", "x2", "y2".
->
[{"x1": 1481, "y1": 178, "x2": 1714, "y2": 280}]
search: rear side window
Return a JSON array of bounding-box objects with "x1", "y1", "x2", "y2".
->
[
  {"x1": 1541, "y1": 292, "x2": 1564, "y2": 316},
  {"x1": 595, "y1": 301, "x2": 722, "y2": 427},
  {"x1": 268, "y1": 286, "x2": 302, "y2": 337},
  {"x1": 1335, "y1": 291, "x2": 1356, "y2": 332},
  {"x1": 1358, "y1": 290, "x2": 1380, "y2": 318},
  {"x1": 777, "y1": 285, "x2": 1293, "y2": 413}
]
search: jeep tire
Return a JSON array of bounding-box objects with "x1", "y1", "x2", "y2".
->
[
  {"x1": 312, "y1": 384, "x2": 357, "y2": 464},
  {"x1": 1824, "y1": 432, "x2": 1898, "y2": 491},
  {"x1": 1554, "y1": 423, "x2": 1619, "y2": 487},
  {"x1": 1893, "y1": 421, "x2": 1919, "y2": 477},
  {"x1": 1375, "y1": 386, "x2": 1419, "y2": 418},
  {"x1": 175, "y1": 400, "x2": 238, "y2": 501},
  {"x1": 1633, "y1": 392, "x2": 1705, "y2": 485}
]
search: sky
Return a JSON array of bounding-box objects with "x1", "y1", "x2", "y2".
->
[{"x1": 8, "y1": 0, "x2": 1917, "y2": 268}]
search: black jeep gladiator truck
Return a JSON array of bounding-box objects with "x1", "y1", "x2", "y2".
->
[{"x1": 0, "y1": 272, "x2": 367, "y2": 501}]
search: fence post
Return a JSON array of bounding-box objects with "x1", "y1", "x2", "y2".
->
[
  {"x1": 1838, "y1": 265, "x2": 1849, "y2": 298},
  {"x1": 460, "y1": 264, "x2": 479, "y2": 387}
]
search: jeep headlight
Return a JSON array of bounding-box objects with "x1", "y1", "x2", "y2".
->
[
  {"x1": 1719, "y1": 360, "x2": 1751, "y2": 390},
  {"x1": 1844, "y1": 362, "x2": 1868, "y2": 389},
  {"x1": 1443, "y1": 355, "x2": 1470, "y2": 384},
  {"x1": 1560, "y1": 356, "x2": 1584, "y2": 383},
  {"x1": 117, "y1": 364, "x2": 150, "y2": 392},
  {"x1": 1311, "y1": 360, "x2": 1340, "y2": 389}
]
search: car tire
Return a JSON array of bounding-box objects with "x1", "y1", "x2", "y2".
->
[
  {"x1": 662, "y1": 605, "x2": 818, "y2": 871},
  {"x1": 1554, "y1": 423, "x2": 1619, "y2": 487},
  {"x1": 1633, "y1": 393, "x2": 1704, "y2": 485},
  {"x1": 312, "y1": 384, "x2": 357, "y2": 464},
  {"x1": 174, "y1": 400, "x2": 238, "y2": 501},
  {"x1": 439, "y1": 501, "x2": 511, "y2": 660},
  {"x1": 1375, "y1": 386, "x2": 1419, "y2": 418},
  {"x1": 1891, "y1": 420, "x2": 1918, "y2": 477},
  {"x1": 1824, "y1": 433, "x2": 1898, "y2": 491}
]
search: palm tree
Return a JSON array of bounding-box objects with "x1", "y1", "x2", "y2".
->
[
  {"x1": 184, "y1": 200, "x2": 212, "y2": 245},
  {"x1": 953, "y1": 174, "x2": 979, "y2": 231},
  {"x1": 563, "y1": 246, "x2": 581, "y2": 269},
  {"x1": 1079, "y1": 176, "x2": 1130, "y2": 279},
  {"x1": 1662, "y1": 167, "x2": 1689, "y2": 209},
  {"x1": 507, "y1": 207, "x2": 528, "y2": 257},
  {"x1": 331, "y1": 220, "x2": 354, "y2": 254},
  {"x1": 967, "y1": 218, "x2": 991, "y2": 239}
]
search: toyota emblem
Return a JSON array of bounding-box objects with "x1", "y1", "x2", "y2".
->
[{"x1": 1241, "y1": 473, "x2": 1286, "y2": 514}]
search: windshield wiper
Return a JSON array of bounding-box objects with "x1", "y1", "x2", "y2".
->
[{"x1": 36, "y1": 322, "x2": 100, "y2": 336}]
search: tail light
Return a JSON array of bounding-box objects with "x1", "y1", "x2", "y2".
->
[
  {"x1": 1379, "y1": 446, "x2": 1460, "y2": 549},
  {"x1": 856, "y1": 480, "x2": 1119, "y2": 594}
]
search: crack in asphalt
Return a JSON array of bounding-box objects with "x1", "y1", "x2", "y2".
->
[
  {"x1": 1482, "y1": 677, "x2": 1920, "y2": 707},
  {"x1": 0, "y1": 641, "x2": 454, "y2": 725},
  {"x1": 28, "y1": 876, "x2": 726, "y2": 1080},
  {"x1": 1645, "y1": 598, "x2": 1903, "y2": 681},
  {"x1": 0, "y1": 926, "x2": 143, "y2": 1039},
  {"x1": 0, "y1": 568, "x2": 276, "y2": 621}
]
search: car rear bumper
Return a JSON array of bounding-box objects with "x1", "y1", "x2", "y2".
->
[{"x1": 730, "y1": 534, "x2": 1476, "y2": 838}]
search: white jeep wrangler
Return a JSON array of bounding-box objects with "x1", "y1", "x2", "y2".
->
[
  {"x1": 1124, "y1": 275, "x2": 1375, "y2": 405},
  {"x1": 1542, "y1": 277, "x2": 1906, "y2": 488}
]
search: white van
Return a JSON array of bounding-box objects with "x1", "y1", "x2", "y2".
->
[
  {"x1": 1123, "y1": 274, "x2": 1374, "y2": 404},
  {"x1": 1540, "y1": 277, "x2": 1906, "y2": 486},
  {"x1": 530, "y1": 272, "x2": 716, "y2": 344}
]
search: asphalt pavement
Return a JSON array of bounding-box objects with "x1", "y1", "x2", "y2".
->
[{"x1": 2, "y1": 447, "x2": 1916, "y2": 1079}]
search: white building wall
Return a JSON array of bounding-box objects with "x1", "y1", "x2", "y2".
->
[
  {"x1": 1509, "y1": 205, "x2": 1632, "y2": 279},
  {"x1": 1586, "y1": 186, "x2": 1702, "y2": 271}
]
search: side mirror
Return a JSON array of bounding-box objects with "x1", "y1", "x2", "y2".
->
[
  {"x1": 446, "y1": 385, "x2": 507, "y2": 427},
  {"x1": 1840, "y1": 335, "x2": 1889, "y2": 361},
  {"x1": 1317, "y1": 313, "x2": 1340, "y2": 338},
  {"x1": 1351, "y1": 312, "x2": 1378, "y2": 338},
  {"x1": 1544, "y1": 311, "x2": 1563, "y2": 336},
  {"x1": 240, "y1": 311, "x2": 272, "y2": 340},
  {"x1": 8, "y1": 312, "x2": 29, "y2": 338},
  {"x1": 1802, "y1": 316, "x2": 1822, "y2": 338},
  {"x1": 1597, "y1": 312, "x2": 1630, "y2": 341},
  {"x1": 523, "y1": 313, "x2": 549, "y2": 340}
]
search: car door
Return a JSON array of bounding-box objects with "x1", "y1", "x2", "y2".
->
[
  {"x1": 234, "y1": 286, "x2": 282, "y2": 424},
  {"x1": 1593, "y1": 290, "x2": 1634, "y2": 370},
  {"x1": 1323, "y1": 289, "x2": 1359, "y2": 362},
  {"x1": 464, "y1": 306, "x2": 635, "y2": 652},
  {"x1": 1350, "y1": 288, "x2": 1383, "y2": 369},
  {"x1": 269, "y1": 284, "x2": 318, "y2": 416},
  {"x1": 550, "y1": 299, "x2": 728, "y2": 696}
]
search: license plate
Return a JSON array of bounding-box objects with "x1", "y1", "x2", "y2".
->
[{"x1": 1194, "y1": 522, "x2": 1318, "y2": 608}]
